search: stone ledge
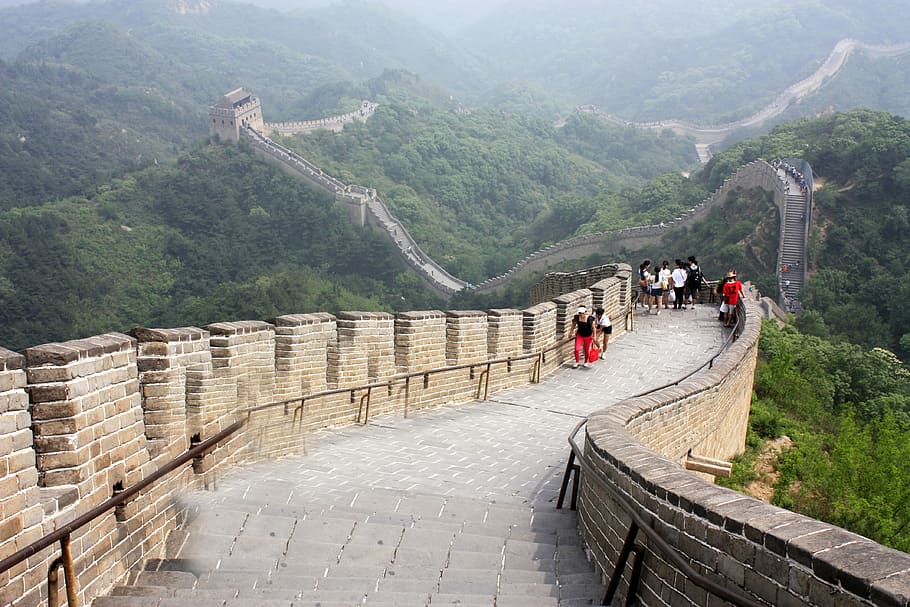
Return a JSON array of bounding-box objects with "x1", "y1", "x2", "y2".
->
[
  {"x1": 130, "y1": 327, "x2": 209, "y2": 343},
  {"x1": 271, "y1": 313, "x2": 336, "y2": 327},
  {"x1": 206, "y1": 320, "x2": 274, "y2": 336},
  {"x1": 0, "y1": 347, "x2": 25, "y2": 371},
  {"x1": 336, "y1": 311, "x2": 395, "y2": 322},
  {"x1": 24, "y1": 333, "x2": 134, "y2": 366}
]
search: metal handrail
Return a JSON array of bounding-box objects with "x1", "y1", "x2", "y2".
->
[
  {"x1": 562, "y1": 301, "x2": 763, "y2": 607},
  {"x1": 0, "y1": 419, "x2": 246, "y2": 597},
  {"x1": 0, "y1": 332, "x2": 577, "y2": 601},
  {"x1": 244, "y1": 335, "x2": 575, "y2": 424}
]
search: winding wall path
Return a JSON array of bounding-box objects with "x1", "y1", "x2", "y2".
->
[
  {"x1": 241, "y1": 91, "x2": 820, "y2": 303},
  {"x1": 579, "y1": 38, "x2": 910, "y2": 155}
]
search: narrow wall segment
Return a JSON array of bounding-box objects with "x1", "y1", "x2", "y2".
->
[
  {"x1": 272, "y1": 313, "x2": 336, "y2": 401},
  {"x1": 577, "y1": 300, "x2": 910, "y2": 607},
  {"x1": 446, "y1": 311, "x2": 488, "y2": 366},
  {"x1": 14, "y1": 266, "x2": 902, "y2": 607},
  {"x1": 395, "y1": 311, "x2": 447, "y2": 373}
]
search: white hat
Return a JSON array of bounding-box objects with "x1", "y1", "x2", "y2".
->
[{"x1": 578, "y1": 306, "x2": 587, "y2": 313}]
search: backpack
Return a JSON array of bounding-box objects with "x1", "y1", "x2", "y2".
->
[{"x1": 688, "y1": 265, "x2": 702, "y2": 285}]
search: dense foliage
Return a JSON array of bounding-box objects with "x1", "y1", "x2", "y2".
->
[
  {"x1": 0, "y1": 143, "x2": 441, "y2": 350},
  {"x1": 721, "y1": 321, "x2": 910, "y2": 552},
  {"x1": 702, "y1": 109, "x2": 910, "y2": 358},
  {"x1": 283, "y1": 106, "x2": 695, "y2": 282}
]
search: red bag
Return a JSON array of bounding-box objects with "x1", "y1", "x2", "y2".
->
[{"x1": 588, "y1": 344, "x2": 600, "y2": 363}]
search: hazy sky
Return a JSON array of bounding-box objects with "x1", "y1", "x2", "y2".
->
[{"x1": 223, "y1": 0, "x2": 513, "y2": 34}]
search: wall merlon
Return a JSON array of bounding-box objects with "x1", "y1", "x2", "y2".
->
[
  {"x1": 0, "y1": 347, "x2": 25, "y2": 372},
  {"x1": 272, "y1": 313, "x2": 336, "y2": 328}
]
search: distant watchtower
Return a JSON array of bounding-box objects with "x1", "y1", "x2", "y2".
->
[{"x1": 209, "y1": 87, "x2": 265, "y2": 143}]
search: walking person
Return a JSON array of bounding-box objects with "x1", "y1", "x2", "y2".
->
[
  {"x1": 648, "y1": 268, "x2": 663, "y2": 315},
  {"x1": 594, "y1": 307, "x2": 612, "y2": 352},
  {"x1": 722, "y1": 271, "x2": 743, "y2": 327},
  {"x1": 572, "y1": 306, "x2": 596, "y2": 368},
  {"x1": 671, "y1": 259, "x2": 688, "y2": 309}
]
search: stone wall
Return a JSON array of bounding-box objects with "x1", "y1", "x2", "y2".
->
[
  {"x1": 576, "y1": 299, "x2": 910, "y2": 607},
  {"x1": 474, "y1": 160, "x2": 787, "y2": 295},
  {"x1": 0, "y1": 277, "x2": 631, "y2": 607}
]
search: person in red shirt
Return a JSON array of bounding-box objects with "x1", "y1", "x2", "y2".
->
[{"x1": 721, "y1": 271, "x2": 743, "y2": 327}]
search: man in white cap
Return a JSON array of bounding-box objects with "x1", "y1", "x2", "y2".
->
[{"x1": 572, "y1": 305, "x2": 595, "y2": 368}]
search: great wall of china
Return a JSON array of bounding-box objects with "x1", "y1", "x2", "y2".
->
[
  {"x1": 1, "y1": 37, "x2": 908, "y2": 607},
  {"x1": 578, "y1": 38, "x2": 910, "y2": 162}
]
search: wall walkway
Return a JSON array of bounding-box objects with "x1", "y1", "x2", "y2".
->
[
  {"x1": 577, "y1": 298, "x2": 910, "y2": 607},
  {"x1": 229, "y1": 94, "x2": 811, "y2": 304}
]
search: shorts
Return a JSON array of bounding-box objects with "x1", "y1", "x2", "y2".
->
[
  {"x1": 650, "y1": 288, "x2": 663, "y2": 297},
  {"x1": 601, "y1": 325, "x2": 613, "y2": 335}
]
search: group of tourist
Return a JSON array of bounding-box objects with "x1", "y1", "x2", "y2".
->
[
  {"x1": 637, "y1": 256, "x2": 704, "y2": 315},
  {"x1": 774, "y1": 160, "x2": 809, "y2": 194},
  {"x1": 571, "y1": 306, "x2": 612, "y2": 368}
]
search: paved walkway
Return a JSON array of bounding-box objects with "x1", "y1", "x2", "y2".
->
[{"x1": 97, "y1": 305, "x2": 728, "y2": 607}]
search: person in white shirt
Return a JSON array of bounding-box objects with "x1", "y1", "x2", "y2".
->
[
  {"x1": 671, "y1": 259, "x2": 688, "y2": 310},
  {"x1": 594, "y1": 307, "x2": 612, "y2": 352}
]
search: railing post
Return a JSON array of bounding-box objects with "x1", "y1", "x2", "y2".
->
[
  {"x1": 60, "y1": 534, "x2": 79, "y2": 607},
  {"x1": 604, "y1": 521, "x2": 640, "y2": 606}
]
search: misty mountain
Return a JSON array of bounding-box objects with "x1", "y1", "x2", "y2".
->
[
  {"x1": 457, "y1": 0, "x2": 910, "y2": 121},
  {"x1": 0, "y1": 0, "x2": 488, "y2": 105}
]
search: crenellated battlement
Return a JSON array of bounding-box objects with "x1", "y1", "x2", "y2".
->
[{"x1": 0, "y1": 266, "x2": 632, "y2": 606}]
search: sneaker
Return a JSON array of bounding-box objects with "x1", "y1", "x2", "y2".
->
[
  {"x1": 656, "y1": 310, "x2": 660, "y2": 316},
  {"x1": 572, "y1": 362, "x2": 579, "y2": 368},
  {"x1": 681, "y1": 305, "x2": 686, "y2": 309},
  {"x1": 582, "y1": 363, "x2": 589, "y2": 368}
]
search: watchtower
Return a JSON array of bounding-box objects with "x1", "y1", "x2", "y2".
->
[{"x1": 209, "y1": 87, "x2": 265, "y2": 143}]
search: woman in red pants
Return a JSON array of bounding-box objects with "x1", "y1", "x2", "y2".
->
[{"x1": 573, "y1": 306, "x2": 595, "y2": 368}]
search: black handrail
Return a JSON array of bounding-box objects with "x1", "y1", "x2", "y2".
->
[
  {"x1": 0, "y1": 419, "x2": 245, "y2": 578},
  {"x1": 0, "y1": 332, "x2": 577, "y2": 588},
  {"x1": 562, "y1": 300, "x2": 764, "y2": 607},
  {"x1": 244, "y1": 335, "x2": 575, "y2": 420}
]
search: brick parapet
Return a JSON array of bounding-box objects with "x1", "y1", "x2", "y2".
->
[
  {"x1": 486, "y1": 309, "x2": 523, "y2": 359},
  {"x1": 16, "y1": 332, "x2": 161, "y2": 607},
  {"x1": 273, "y1": 313, "x2": 336, "y2": 401},
  {"x1": 445, "y1": 311, "x2": 488, "y2": 366},
  {"x1": 395, "y1": 311, "x2": 447, "y2": 373},
  {"x1": 522, "y1": 302, "x2": 558, "y2": 353},
  {"x1": 577, "y1": 300, "x2": 910, "y2": 607},
  {"x1": 0, "y1": 262, "x2": 634, "y2": 606},
  {"x1": 329, "y1": 312, "x2": 395, "y2": 386}
]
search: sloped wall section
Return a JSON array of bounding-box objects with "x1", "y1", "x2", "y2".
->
[{"x1": 578, "y1": 300, "x2": 910, "y2": 607}]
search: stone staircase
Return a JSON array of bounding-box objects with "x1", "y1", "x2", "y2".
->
[
  {"x1": 93, "y1": 484, "x2": 605, "y2": 607},
  {"x1": 779, "y1": 185, "x2": 808, "y2": 311}
]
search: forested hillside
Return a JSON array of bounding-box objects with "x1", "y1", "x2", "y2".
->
[
  {"x1": 283, "y1": 106, "x2": 696, "y2": 282},
  {"x1": 693, "y1": 110, "x2": 910, "y2": 358},
  {"x1": 722, "y1": 321, "x2": 910, "y2": 552},
  {"x1": 0, "y1": 144, "x2": 440, "y2": 350}
]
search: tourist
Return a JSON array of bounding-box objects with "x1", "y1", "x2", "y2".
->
[
  {"x1": 572, "y1": 306, "x2": 596, "y2": 368},
  {"x1": 671, "y1": 259, "x2": 688, "y2": 309},
  {"x1": 685, "y1": 256, "x2": 702, "y2": 306},
  {"x1": 648, "y1": 266, "x2": 663, "y2": 315},
  {"x1": 594, "y1": 307, "x2": 612, "y2": 352},
  {"x1": 659, "y1": 260, "x2": 672, "y2": 308},
  {"x1": 722, "y1": 271, "x2": 743, "y2": 328},
  {"x1": 638, "y1": 260, "x2": 652, "y2": 309}
]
